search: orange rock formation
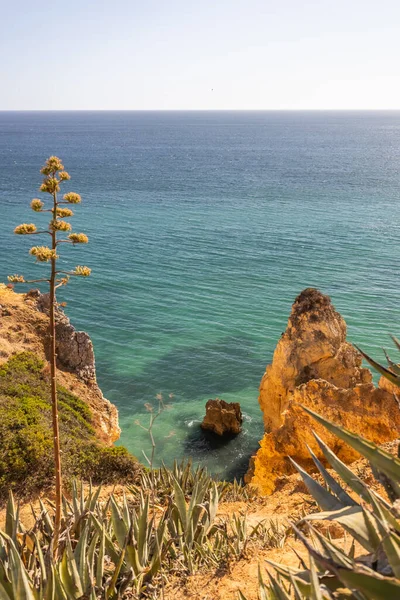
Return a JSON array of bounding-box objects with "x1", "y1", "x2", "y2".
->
[{"x1": 247, "y1": 288, "x2": 400, "y2": 494}]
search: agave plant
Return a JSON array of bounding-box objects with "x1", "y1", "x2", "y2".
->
[
  {"x1": 1, "y1": 458, "x2": 266, "y2": 598},
  {"x1": 240, "y1": 406, "x2": 400, "y2": 600},
  {"x1": 356, "y1": 335, "x2": 400, "y2": 391}
]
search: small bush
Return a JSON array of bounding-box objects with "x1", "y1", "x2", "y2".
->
[{"x1": 0, "y1": 352, "x2": 138, "y2": 503}]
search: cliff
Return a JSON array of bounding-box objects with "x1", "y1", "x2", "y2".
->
[
  {"x1": 0, "y1": 284, "x2": 120, "y2": 443},
  {"x1": 247, "y1": 288, "x2": 400, "y2": 494}
]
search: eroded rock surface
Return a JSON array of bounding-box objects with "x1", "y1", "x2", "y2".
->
[
  {"x1": 0, "y1": 286, "x2": 120, "y2": 443},
  {"x1": 34, "y1": 291, "x2": 96, "y2": 383},
  {"x1": 247, "y1": 288, "x2": 400, "y2": 494},
  {"x1": 201, "y1": 398, "x2": 243, "y2": 436}
]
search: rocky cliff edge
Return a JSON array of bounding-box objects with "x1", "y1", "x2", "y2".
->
[{"x1": 0, "y1": 285, "x2": 120, "y2": 443}]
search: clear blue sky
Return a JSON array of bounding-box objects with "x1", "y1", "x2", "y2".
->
[{"x1": 1, "y1": 0, "x2": 400, "y2": 110}]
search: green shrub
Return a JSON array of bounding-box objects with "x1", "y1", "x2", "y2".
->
[{"x1": 0, "y1": 352, "x2": 138, "y2": 503}]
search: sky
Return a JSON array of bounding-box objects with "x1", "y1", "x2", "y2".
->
[{"x1": 1, "y1": 0, "x2": 400, "y2": 110}]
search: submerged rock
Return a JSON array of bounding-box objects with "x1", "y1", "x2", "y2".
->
[
  {"x1": 201, "y1": 398, "x2": 243, "y2": 436},
  {"x1": 246, "y1": 288, "x2": 400, "y2": 494}
]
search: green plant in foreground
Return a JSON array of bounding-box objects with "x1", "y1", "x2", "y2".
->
[
  {"x1": 8, "y1": 156, "x2": 90, "y2": 552},
  {"x1": 0, "y1": 457, "x2": 281, "y2": 598},
  {"x1": 355, "y1": 335, "x2": 400, "y2": 396},
  {"x1": 240, "y1": 405, "x2": 400, "y2": 600}
]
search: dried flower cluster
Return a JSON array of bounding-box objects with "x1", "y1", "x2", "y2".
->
[
  {"x1": 40, "y1": 156, "x2": 64, "y2": 174},
  {"x1": 74, "y1": 265, "x2": 91, "y2": 277},
  {"x1": 29, "y1": 246, "x2": 58, "y2": 262},
  {"x1": 63, "y1": 192, "x2": 81, "y2": 204},
  {"x1": 10, "y1": 155, "x2": 90, "y2": 283},
  {"x1": 40, "y1": 177, "x2": 60, "y2": 194},
  {"x1": 14, "y1": 223, "x2": 37, "y2": 235},
  {"x1": 50, "y1": 220, "x2": 71, "y2": 232},
  {"x1": 68, "y1": 233, "x2": 88, "y2": 244},
  {"x1": 31, "y1": 199, "x2": 44, "y2": 212},
  {"x1": 7, "y1": 274, "x2": 26, "y2": 283},
  {"x1": 56, "y1": 207, "x2": 74, "y2": 218}
]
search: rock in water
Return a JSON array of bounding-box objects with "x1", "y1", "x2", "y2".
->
[
  {"x1": 246, "y1": 288, "x2": 400, "y2": 494},
  {"x1": 201, "y1": 398, "x2": 243, "y2": 436}
]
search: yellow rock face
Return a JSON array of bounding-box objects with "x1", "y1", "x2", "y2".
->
[{"x1": 248, "y1": 288, "x2": 400, "y2": 494}]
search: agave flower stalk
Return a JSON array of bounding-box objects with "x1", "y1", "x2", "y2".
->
[{"x1": 8, "y1": 156, "x2": 90, "y2": 554}]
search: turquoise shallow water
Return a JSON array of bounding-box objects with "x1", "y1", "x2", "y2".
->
[{"x1": 1, "y1": 111, "x2": 400, "y2": 478}]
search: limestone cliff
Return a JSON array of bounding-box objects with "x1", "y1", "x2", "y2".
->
[
  {"x1": 0, "y1": 285, "x2": 120, "y2": 443},
  {"x1": 247, "y1": 288, "x2": 400, "y2": 494}
]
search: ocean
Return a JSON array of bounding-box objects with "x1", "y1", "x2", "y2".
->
[{"x1": 1, "y1": 110, "x2": 400, "y2": 479}]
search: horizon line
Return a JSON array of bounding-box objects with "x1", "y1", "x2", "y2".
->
[{"x1": 2, "y1": 108, "x2": 400, "y2": 112}]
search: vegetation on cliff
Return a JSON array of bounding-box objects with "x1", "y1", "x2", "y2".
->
[{"x1": 0, "y1": 351, "x2": 138, "y2": 503}]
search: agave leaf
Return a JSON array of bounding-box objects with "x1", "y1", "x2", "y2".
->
[
  {"x1": 258, "y1": 564, "x2": 269, "y2": 600},
  {"x1": 289, "y1": 458, "x2": 345, "y2": 511},
  {"x1": 390, "y1": 335, "x2": 400, "y2": 352},
  {"x1": 304, "y1": 505, "x2": 379, "y2": 553},
  {"x1": 73, "y1": 521, "x2": 88, "y2": 574},
  {"x1": 137, "y1": 494, "x2": 149, "y2": 565},
  {"x1": 312, "y1": 431, "x2": 390, "y2": 508},
  {"x1": 71, "y1": 481, "x2": 80, "y2": 523},
  {"x1": 121, "y1": 493, "x2": 131, "y2": 530},
  {"x1": 266, "y1": 560, "x2": 344, "y2": 595},
  {"x1": 335, "y1": 567, "x2": 400, "y2": 600},
  {"x1": 172, "y1": 477, "x2": 188, "y2": 532},
  {"x1": 91, "y1": 515, "x2": 120, "y2": 568},
  {"x1": 0, "y1": 578, "x2": 13, "y2": 600},
  {"x1": 87, "y1": 484, "x2": 102, "y2": 514},
  {"x1": 53, "y1": 567, "x2": 68, "y2": 600},
  {"x1": 369, "y1": 490, "x2": 400, "y2": 532},
  {"x1": 268, "y1": 571, "x2": 292, "y2": 600},
  {"x1": 306, "y1": 445, "x2": 357, "y2": 506},
  {"x1": 292, "y1": 523, "x2": 398, "y2": 600},
  {"x1": 96, "y1": 526, "x2": 105, "y2": 589},
  {"x1": 110, "y1": 495, "x2": 128, "y2": 548},
  {"x1": 237, "y1": 592, "x2": 248, "y2": 600},
  {"x1": 368, "y1": 495, "x2": 400, "y2": 578},
  {"x1": 0, "y1": 532, "x2": 36, "y2": 600},
  {"x1": 302, "y1": 406, "x2": 400, "y2": 497},
  {"x1": 382, "y1": 349, "x2": 400, "y2": 375},
  {"x1": 355, "y1": 345, "x2": 400, "y2": 387},
  {"x1": 0, "y1": 557, "x2": 14, "y2": 599},
  {"x1": 39, "y1": 499, "x2": 53, "y2": 536},
  {"x1": 32, "y1": 532, "x2": 47, "y2": 587},
  {"x1": 289, "y1": 574, "x2": 304, "y2": 600},
  {"x1": 208, "y1": 483, "x2": 219, "y2": 527},
  {"x1": 105, "y1": 543, "x2": 126, "y2": 600},
  {"x1": 5, "y1": 492, "x2": 17, "y2": 543},
  {"x1": 143, "y1": 521, "x2": 167, "y2": 582},
  {"x1": 59, "y1": 537, "x2": 83, "y2": 599},
  {"x1": 309, "y1": 556, "x2": 324, "y2": 600}
]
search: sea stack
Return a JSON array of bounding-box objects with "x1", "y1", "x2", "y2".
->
[
  {"x1": 201, "y1": 398, "x2": 243, "y2": 436},
  {"x1": 246, "y1": 288, "x2": 400, "y2": 494}
]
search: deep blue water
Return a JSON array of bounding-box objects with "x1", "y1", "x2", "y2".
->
[{"x1": 1, "y1": 111, "x2": 400, "y2": 478}]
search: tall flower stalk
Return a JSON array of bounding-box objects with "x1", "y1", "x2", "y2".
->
[{"x1": 8, "y1": 156, "x2": 90, "y2": 552}]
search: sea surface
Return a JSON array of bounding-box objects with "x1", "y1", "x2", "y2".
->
[{"x1": 1, "y1": 111, "x2": 400, "y2": 479}]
